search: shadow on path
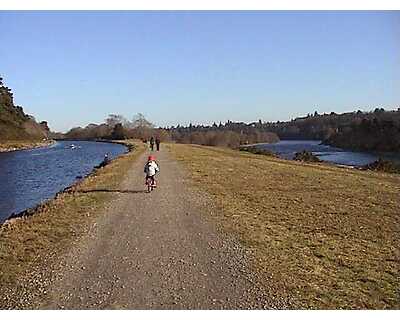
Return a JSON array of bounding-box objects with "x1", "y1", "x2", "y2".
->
[{"x1": 79, "y1": 189, "x2": 147, "y2": 194}]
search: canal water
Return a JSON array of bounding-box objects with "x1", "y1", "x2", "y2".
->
[{"x1": 0, "y1": 141, "x2": 127, "y2": 223}]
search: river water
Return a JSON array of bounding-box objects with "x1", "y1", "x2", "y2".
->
[
  {"x1": 255, "y1": 140, "x2": 400, "y2": 166},
  {"x1": 0, "y1": 141, "x2": 127, "y2": 223}
]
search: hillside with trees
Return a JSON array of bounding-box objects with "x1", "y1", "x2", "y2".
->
[
  {"x1": 0, "y1": 76, "x2": 49, "y2": 142},
  {"x1": 323, "y1": 111, "x2": 400, "y2": 151},
  {"x1": 259, "y1": 108, "x2": 400, "y2": 152}
]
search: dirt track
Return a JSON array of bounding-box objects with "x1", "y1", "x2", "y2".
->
[{"x1": 35, "y1": 148, "x2": 286, "y2": 309}]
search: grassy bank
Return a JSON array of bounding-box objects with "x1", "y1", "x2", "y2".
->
[
  {"x1": 168, "y1": 143, "x2": 400, "y2": 309},
  {"x1": 0, "y1": 140, "x2": 54, "y2": 153},
  {"x1": 0, "y1": 140, "x2": 145, "y2": 307}
]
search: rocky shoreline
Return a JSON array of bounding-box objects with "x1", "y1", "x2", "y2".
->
[{"x1": 0, "y1": 140, "x2": 55, "y2": 153}]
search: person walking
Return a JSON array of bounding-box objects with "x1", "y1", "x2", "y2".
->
[
  {"x1": 149, "y1": 136, "x2": 155, "y2": 151},
  {"x1": 155, "y1": 137, "x2": 161, "y2": 151}
]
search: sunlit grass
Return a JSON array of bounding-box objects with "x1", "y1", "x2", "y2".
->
[{"x1": 168, "y1": 143, "x2": 400, "y2": 309}]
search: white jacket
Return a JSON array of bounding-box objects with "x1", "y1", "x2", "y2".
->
[{"x1": 144, "y1": 160, "x2": 159, "y2": 177}]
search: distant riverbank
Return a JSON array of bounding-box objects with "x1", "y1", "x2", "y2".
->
[
  {"x1": 0, "y1": 140, "x2": 55, "y2": 153},
  {"x1": 250, "y1": 140, "x2": 400, "y2": 167}
]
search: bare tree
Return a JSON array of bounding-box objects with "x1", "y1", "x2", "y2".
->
[
  {"x1": 105, "y1": 114, "x2": 128, "y2": 127},
  {"x1": 131, "y1": 113, "x2": 154, "y2": 128},
  {"x1": 127, "y1": 113, "x2": 154, "y2": 140}
]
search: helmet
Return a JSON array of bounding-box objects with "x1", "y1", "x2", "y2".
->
[{"x1": 148, "y1": 155, "x2": 155, "y2": 161}]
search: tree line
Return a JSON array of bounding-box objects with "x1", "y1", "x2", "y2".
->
[
  {"x1": 63, "y1": 115, "x2": 280, "y2": 148},
  {"x1": 63, "y1": 113, "x2": 171, "y2": 142},
  {"x1": 260, "y1": 108, "x2": 400, "y2": 144},
  {"x1": 165, "y1": 108, "x2": 400, "y2": 151},
  {"x1": 63, "y1": 107, "x2": 400, "y2": 151},
  {"x1": 166, "y1": 121, "x2": 279, "y2": 148}
]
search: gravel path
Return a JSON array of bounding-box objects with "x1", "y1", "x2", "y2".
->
[{"x1": 36, "y1": 148, "x2": 284, "y2": 309}]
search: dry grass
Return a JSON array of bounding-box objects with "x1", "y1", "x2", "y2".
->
[
  {"x1": 168, "y1": 143, "x2": 400, "y2": 309},
  {"x1": 0, "y1": 140, "x2": 145, "y2": 292}
]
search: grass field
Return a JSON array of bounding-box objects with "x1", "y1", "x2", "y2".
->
[
  {"x1": 168, "y1": 143, "x2": 400, "y2": 309},
  {"x1": 0, "y1": 140, "x2": 145, "y2": 306}
]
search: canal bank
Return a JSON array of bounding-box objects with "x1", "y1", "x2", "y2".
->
[
  {"x1": 0, "y1": 140, "x2": 145, "y2": 308},
  {"x1": 0, "y1": 140, "x2": 131, "y2": 222},
  {"x1": 0, "y1": 140, "x2": 55, "y2": 153}
]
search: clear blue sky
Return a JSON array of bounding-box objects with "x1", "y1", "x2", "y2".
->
[{"x1": 1, "y1": 11, "x2": 399, "y2": 132}]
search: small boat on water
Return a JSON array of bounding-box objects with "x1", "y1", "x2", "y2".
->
[{"x1": 65, "y1": 143, "x2": 82, "y2": 150}]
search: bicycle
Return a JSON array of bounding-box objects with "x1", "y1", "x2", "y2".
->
[{"x1": 145, "y1": 176, "x2": 157, "y2": 193}]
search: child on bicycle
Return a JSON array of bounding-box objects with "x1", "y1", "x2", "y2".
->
[{"x1": 144, "y1": 155, "x2": 160, "y2": 187}]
